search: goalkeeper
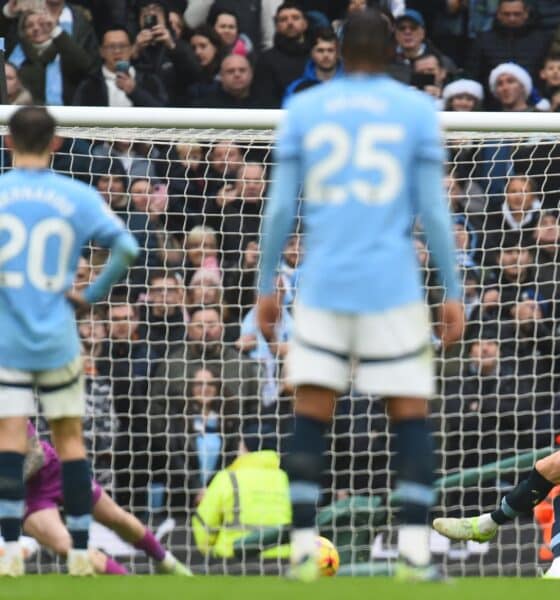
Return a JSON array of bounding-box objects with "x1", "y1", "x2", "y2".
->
[
  {"x1": 22, "y1": 422, "x2": 190, "y2": 576},
  {"x1": 433, "y1": 450, "x2": 560, "y2": 577}
]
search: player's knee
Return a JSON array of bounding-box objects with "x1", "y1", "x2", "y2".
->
[
  {"x1": 51, "y1": 530, "x2": 72, "y2": 556},
  {"x1": 536, "y1": 452, "x2": 560, "y2": 483},
  {"x1": 387, "y1": 397, "x2": 428, "y2": 421}
]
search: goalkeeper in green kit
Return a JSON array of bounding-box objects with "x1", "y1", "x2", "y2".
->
[{"x1": 434, "y1": 449, "x2": 560, "y2": 578}]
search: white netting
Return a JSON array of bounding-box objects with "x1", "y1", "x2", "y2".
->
[{"x1": 6, "y1": 115, "x2": 560, "y2": 576}]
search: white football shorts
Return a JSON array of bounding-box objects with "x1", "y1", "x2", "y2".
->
[
  {"x1": 287, "y1": 301, "x2": 434, "y2": 398},
  {"x1": 0, "y1": 355, "x2": 85, "y2": 419}
]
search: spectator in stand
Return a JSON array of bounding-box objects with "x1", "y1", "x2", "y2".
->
[
  {"x1": 184, "y1": 0, "x2": 282, "y2": 52},
  {"x1": 333, "y1": 0, "x2": 404, "y2": 38},
  {"x1": 184, "y1": 25, "x2": 224, "y2": 105},
  {"x1": 78, "y1": 314, "x2": 116, "y2": 490},
  {"x1": 488, "y1": 62, "x2": 546, "y2": 111},
  {"x1": 184, "y1": 225, "x2": 221, "y2": 284},
  {"x1": 208, "y1": 6, "x2": 253, "y2": 57},
  {"x1": 442, "y1": 78, "x2": 484, "y2": 111},
  {"x1": 5, "y1": 8, "x2": 94, "y2": 105},
  {"x1": 253, "y1": 1, "x2": 311, "y2": 108},
  {"x1": 482, "y1": 175, "x2": 541, "y2": 256},
  {"x1": 283, "y1": 27, "x2": 342, "y2": 102},
  {"x1": 532, "y1": 211, "x2": 560, "y2": 312},
  {"x1": 0, "y1": 0, "x2": 99, "y2": 58},
  {"x1": 193, "y1": 54, "x2": 260, "y2": 108},
  {"x1": 130, "y1": 0, "x2": 200, "y2": 106},
  {"x1": 98, "y1": 297, "x2": 155, "y2": 514},
  {"x1": 539, "y1": 54, "x2": 560, "y2": 102},
  {"x1": 73, "y1": 27, "x2": 168, "y2": 107},
  {"x1": 412, "y1": 53, "x2": 448, "y2": 106},
  {"x1": 141, "y1": 269, "x2": 187, "y2": 371},
  {"x1": 392, "y1": 9, "x2": 455, "y2": 83},
  {"x1": 466, "y1": 0, "x2": 552, "y2": 98},
  {"x1": 4, "y1": 61, "x2": 32, "y2": 104},
  {"x1": 218, "y1": 162, "x2": 267, "y2": 262},
  {"x1": 237, "y1": 276, "x2": 293, "y2": 411},
  {"x1": 223, "y1": 237, "x2": 260, "y2": 322}
]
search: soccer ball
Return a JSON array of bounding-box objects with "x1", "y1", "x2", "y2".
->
[{"x1": 316, "y1": 536, "x2": 340, "y2": 577}]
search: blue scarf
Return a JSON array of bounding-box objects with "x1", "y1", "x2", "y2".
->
[
  {"x1": 194, "y1": 414, "x2": 222, "y2": 486},
  {"x1": 9, "y1": 12, "x2": 73, "y2": 105}
]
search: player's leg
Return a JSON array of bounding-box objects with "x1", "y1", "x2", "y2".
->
[
  {"x1": 284, "y1": 304, "x2": 351, "y2": 581},
  {"x1": 0, "y1": 416, "x2": 28, "y2": 576},
  {"x1": 39, "y1": 356, "x2": 94, "y2": 575},
  {"x1": 92, "y1": 489, "x2": 191, "y2": 575},
  {"x1": 434, "y1": 450, "x2": 559, "y2": 543},
  {"x1": 23, "y1": 507, "x2": 127, "y2": 575},
  {"x1": 355, "y1": 303, "x2": 437, "y2": 578},
  {"x1": 0, "y1": 369, "x2": 35, "y2": 577},
  {"x1": 386, "y1": 397, "x2": 437, "y2": 571}
]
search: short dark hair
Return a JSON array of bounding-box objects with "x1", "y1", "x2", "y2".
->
[
  {"x1": 207, "y1": 5, "x2": 239, "y2": 28},
  {"x1": 414, "y1": 52, "x2": 443, "y2": 69},
  {"x1": 312, "y1": 26, "x2": 337, "y2": 47},
  {"x1": 101, "y1": 25, "x2": 132, "y2": 45},
  {"x1": 275, "y1": 1, "x2": 305, "y2": 20},
  {"x1": 341, "y1": 8, "x2": 391, "y2": 67},
  {"x1": 8, "y1": 106, "x2": 56, "y2": 154}
]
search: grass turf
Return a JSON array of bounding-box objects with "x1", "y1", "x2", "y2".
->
[{"x1": 0, "y1": 576, "x2": 556, "y2": 600}]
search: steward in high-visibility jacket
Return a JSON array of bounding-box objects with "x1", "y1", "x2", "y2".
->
[{"x1": 192, "y1": 448, "x2": 291, "y2": 558}]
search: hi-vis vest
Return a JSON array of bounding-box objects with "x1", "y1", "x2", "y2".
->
[{"x1": 192, "y1": 450, "x2": 291, "y2": 558}]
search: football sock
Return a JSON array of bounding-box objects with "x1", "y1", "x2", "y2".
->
[
  {"x1": 134, "y1": 528, "x2": 166, "y2": 562},
  {"x1": 62, "y1": 459, "x2": 92, "y2": 550},
  {"x1": 283, "y1": 415, "x2": 328, "y2": 559},
  {"x1": 104, "y1": 557, "x2": 128, "y2": 575},
  {"x1": 0, "y1": 452, "x2": 25, "y2": 542},
  {"x1": 491, "y1": 468, "x2": 554, "y2": 525},
  {"x1": 393, "y1": 419, "x2": 435, "y2": 567},
  {"x1": 550, "y1": 496, "x2": 560, "y2": 559}
]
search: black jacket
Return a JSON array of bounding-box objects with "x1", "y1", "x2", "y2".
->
[
  {"x1": 72, "y1": 69, "x2": 168, "y2": 107},
  {"x1": 253, "y1": 33, "x2": 310, "y2": 108},
  {"x1": 466, "y1": 17, "x2": 551, "y2": 88},
  {"x1": 192, "y1": 86, "x2": 262, "y2": 109}
]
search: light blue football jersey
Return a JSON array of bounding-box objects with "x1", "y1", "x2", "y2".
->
[
  {"x1": 274, "y1": 74, "x2": 448, "y2": 313},
  {"x1": 0, "y1": 169, "x2": 124, "y2": 370}
]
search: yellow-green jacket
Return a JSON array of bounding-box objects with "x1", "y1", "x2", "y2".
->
[{"x1": 192, "y1": 450, "x2": 291, "y2": 558}]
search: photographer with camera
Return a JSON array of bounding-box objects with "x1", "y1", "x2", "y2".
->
[
  {"x1": 73, "y1": 26, "x2": 167, "y2": 107},
  {"x1": 131, "y1": 0, "x2": 201, "y2": 105}
]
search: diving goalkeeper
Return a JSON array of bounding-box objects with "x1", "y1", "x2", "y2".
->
[{"x1": 433, "y1": 449, "x2": 560, "y2": 577}]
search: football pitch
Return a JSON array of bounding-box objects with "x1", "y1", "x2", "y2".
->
[{"x1": 0, "y1": 576, "x2": 555, "y2": 600}]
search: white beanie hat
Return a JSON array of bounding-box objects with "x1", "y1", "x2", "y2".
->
[
  {"x1": 488, "y1": 62, "x2": 532, "y2": 99},
  {"x1": 442, "y1": 79, "x2": 484, "y2": 102}
]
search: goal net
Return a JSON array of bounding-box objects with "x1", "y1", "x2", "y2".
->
[{"x1": 4, "y1": 108, "x2": 560, "y2": 577}]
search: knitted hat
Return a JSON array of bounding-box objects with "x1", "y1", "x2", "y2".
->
[
  {"x1": 489, "y1": 63, "x2": 532, "y2": 99},
  {"x1": 442, "y1": 79, "x2": 484, "y2": 102}
]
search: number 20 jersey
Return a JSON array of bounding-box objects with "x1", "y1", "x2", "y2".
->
[
  {"x1": 0, "y1": 169, "x2": 124, "y2": 370},
  {"x1": 276, "y1": 73, "x2": 445, "y2": 314}
]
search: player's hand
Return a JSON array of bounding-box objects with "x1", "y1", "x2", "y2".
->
[
  {"x1": 152, "y1": 24, "x2": 175, "y2": 50},
  {"x1": 437, "y1": 300, "x2": 465, "y2": 349},
  {"x1": 66, "y1": 290, "x2": 90, "y2": 314},
  {"x1": 256, "y1": 293, "x2": 280, "y2": 342}
]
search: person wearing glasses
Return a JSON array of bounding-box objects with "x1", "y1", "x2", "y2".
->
[{"x1": 73, "y1": 25, "x2": 167, "y2": 107}]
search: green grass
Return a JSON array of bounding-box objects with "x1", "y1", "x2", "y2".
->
[{"x1": 0, "y1": 576, "x2": 556, "y2": 600}]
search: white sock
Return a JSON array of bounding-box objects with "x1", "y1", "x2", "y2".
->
[
  {"x1": 160, "y1": 551, "x2": 175, "y2": 567},
  {"x1": 4, "y1": 541, "x2": 21, "y2": 560},
  {"x1": 478, "y1": 513, "x2": 499, "y2": 534},
  {"x1": 291, "y1": 528, "x2": 317, "y2": 563},
  {"x1": 398, "y1": 525, "x2": 430, "y2": 567},
  {"x1": 547, "y1": 556, "x2": 560, "y2": 576}
]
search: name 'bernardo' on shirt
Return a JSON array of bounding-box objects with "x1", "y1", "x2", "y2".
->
[
  {"x1": 0, "y1": 187, "x2": 75, "y2": 217},
  {"x1": 325, "y1": 96, "x2": 387, "y2": 114}
]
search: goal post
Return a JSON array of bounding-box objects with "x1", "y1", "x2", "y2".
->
[{"x1": 1, "y1": 107, "x2": 560, "y2": 576}]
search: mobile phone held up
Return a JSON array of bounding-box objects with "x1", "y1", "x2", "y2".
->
[
  {"x1": 410, "y1": 72, "x2": 436, "y2": 90},
  {"x1": 115, "y1": 61, "x2": 130, "y2": 75},
  {"x1": 143, "y1": 14, "x2": 157, "y2": 29}
]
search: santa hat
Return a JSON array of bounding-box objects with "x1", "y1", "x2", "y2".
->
[
  {"x1": 489, "y1": 63, "x2": 532, "y2": 99},
  {"x1": 442, "y1": 79, "x2": 484, "y2": 102}
]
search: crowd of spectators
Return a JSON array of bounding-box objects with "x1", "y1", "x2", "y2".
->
[
  {"x1": 14, "y1": 0, "x2": 560, "y2": 525},
  {"x1": 3, "y1": 0, "x2": 560, "y2": 112}
]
